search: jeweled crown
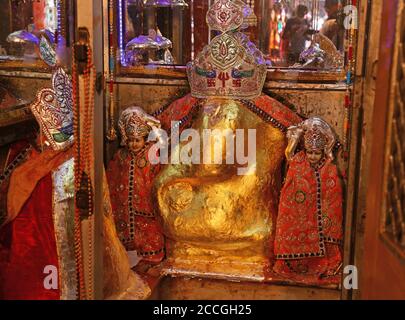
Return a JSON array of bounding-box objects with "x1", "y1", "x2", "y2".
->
[
  {"x1": 187, "y1": 0, "x2": 266, "y2": 99},
  {"x1": 304, "y1": 127, "x2": 327, "y2": 151},
  {"x1": 118, "y1": 106, "x2": 161, "y2": 147},
  {"x1": 286, "y1": 117, "x2": 337, "y2": 161},
  {"x1": 30, "y1": 67, "x2": 74, "y2": 151}
]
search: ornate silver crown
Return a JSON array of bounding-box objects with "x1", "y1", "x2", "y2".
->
[
  {"x1": 286, "y1": 117, "x2": 337, "y2": 161},
  {"x1": 187, "y1": 0, "x2": 266, "y2": 99},
  {"x1": 30, "y1": 67, "x2": 74, "y2": 151}
]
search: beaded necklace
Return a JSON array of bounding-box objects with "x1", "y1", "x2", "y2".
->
[
  {"x1": 107, "y1": 0, "x2": 118, "y2": 141},
  {"x1": 343, "y1": 0, "x2": 357, "y2": 159},
  {"x1": 72, "y1": 42, "x2": 96, "y2": 300}
]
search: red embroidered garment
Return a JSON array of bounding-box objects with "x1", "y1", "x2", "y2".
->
[
  {"x1": 0, "y1": 144, "x2": 64, "y2": 300},
  {"x1": 107, "y1": 145, "x2": 164, "y2": 263},
  {"x1": 156, "y1": 94, "x2": 198, "y2": 131},
  {"x1": 156, "y1": 94, "x2": 302, "y2": 132},
  {"x1": 254, "y1": 95, "x2": 303, "y2": 129},
  {"x1": 0, "y1": 174, "x2": 60, "y2": 300},
  {"x1": 0, "y1": 140, "x2": 36, "y2": 299},
  {"x1": 0, "y1": 146, "x2": 73, "y2": 300},
  {"x1": 273, "y1": 151, "x2": 343, "y2": 284}
]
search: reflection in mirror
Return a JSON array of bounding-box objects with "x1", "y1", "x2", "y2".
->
[
  {"x1": 116, "y1": 0, "x2": 347, "y2": 71},
  {"x1": 260, "y1": 0, "x2": 345, "y2": 69},
  {"x1": 0, "y1": 0, "x2": 58, "y2": 66},
  {"x1": 122, "y1": 0, "x2": 191, "y2": 66}
]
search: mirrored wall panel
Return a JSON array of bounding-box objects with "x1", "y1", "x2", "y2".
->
[
  {"x1": 113, "y1": 0, "x2": 350, "y2": 73},
  {"x1": 0, "y1": 0, "x2": 71, "y2": 71}
]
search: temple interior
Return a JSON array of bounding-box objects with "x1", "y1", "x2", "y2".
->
[{"x1": 0, "y1": 0, "x2": 404, "y2": 300}]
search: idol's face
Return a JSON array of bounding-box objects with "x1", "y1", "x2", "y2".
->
[
  {"x1": 128, "y1": 136, "x2": 146, "y2": 153},
  {"x1": 306, "y1": 149, "x2": 324, "y2": 165}
]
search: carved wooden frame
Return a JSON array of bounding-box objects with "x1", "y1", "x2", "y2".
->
[{"x1": 379, "y1": 0, "x2": 405, "y2": 262}]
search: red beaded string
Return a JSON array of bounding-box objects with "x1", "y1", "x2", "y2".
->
[
  {"x1": 72, "y1": 43, "x2": 96, "y2": 300},
  {"x1": 72, "y1": 45, "x2": 86, "y2": 300},
  {"x1": 343, "y1": 0, "x2": 357, "y2": 162},
  {"x1": 107, "y1": 0, "x2": 117, "y2": 141}
]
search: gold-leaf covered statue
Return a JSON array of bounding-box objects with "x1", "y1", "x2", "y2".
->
[{"x1": 154, "y1": 0, "x2": 302, "y2": 280}]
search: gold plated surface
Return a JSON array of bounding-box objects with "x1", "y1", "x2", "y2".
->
[{"x1": 155, "y1": 98, "x2": 287, "y2": 279}]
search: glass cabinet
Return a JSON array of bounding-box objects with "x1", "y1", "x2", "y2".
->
[
  {"x1": 108, "y1": 0, "x2": 352, "y2": 80},
  {"x1": 0, "y1": 0, "x2": 73, "y2": 72}
]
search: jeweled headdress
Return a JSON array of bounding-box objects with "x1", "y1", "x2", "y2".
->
[
  {"x1": 118, "y1": 106, "x2": 161, "y2": 147},
  {"x1": 30, "y1": 67, "x2": 74, "y2": 151},
  {"x1": 286, "y1": 117, "x2": 337, "y2": 161},
  {"x1": 304, "y1": 126, "x2": 328, "y2": 151},
  {"x1": 187, "y1": 0, "x2": 266, "y2": 99}
]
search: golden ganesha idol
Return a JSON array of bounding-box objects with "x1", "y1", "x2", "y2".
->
[
  {"x1": 153, "y1": 0, "x2": 301, "y2": 279},
  {"x1": 154, "y1": 95, "x2": 301, "y2": 279}
]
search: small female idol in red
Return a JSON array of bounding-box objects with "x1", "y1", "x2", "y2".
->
[
  {"x1": 273, "y1": 117, "x2": 343, "y2": 285},
  {"x1": 107, "y1": 107, "x2": 165, "y2": 264}
]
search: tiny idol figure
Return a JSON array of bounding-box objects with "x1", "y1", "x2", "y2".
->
[
  {"x1": 273, "y1": 117, "x2": 343, "y2": 285},
  {"x1": 107, "y1": 106, "x2": 165, "y2": 264}
]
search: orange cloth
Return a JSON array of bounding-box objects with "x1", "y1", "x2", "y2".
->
[{"x1": 6, "y1": 147, "x2": 74, "y2": 224}]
